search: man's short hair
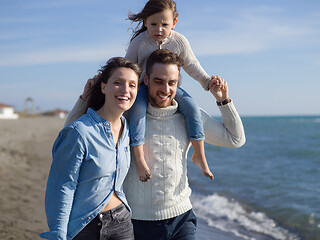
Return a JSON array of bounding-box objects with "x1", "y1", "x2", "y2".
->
[{"x1": 146, "y1": 49, "x2": 184, "y2": 77}]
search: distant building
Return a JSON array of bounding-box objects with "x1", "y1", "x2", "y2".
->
[
  {"x1": 53, "y1": 109, "x2": 69, "y2": 119},
  {"x1": 0, "y1": 103, "x2": 19, "y2": 119},
  {"x1": 42, "y1": 109, "x2": 70, "y2": 119}
]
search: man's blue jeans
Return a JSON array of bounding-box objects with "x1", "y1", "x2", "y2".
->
[{"x1": 132, "y1": 209, "x2": 197, "y2": 240}]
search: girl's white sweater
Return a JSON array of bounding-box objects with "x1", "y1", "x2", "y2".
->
[{"x1": 125, "y1": 30, "x2": 212, "y2": 90}]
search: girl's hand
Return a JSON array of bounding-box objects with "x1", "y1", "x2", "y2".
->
[
  {"x1": 209, "y1": 75, "x2": 229, "y2": 102},
  {"x1": 208, "y1": 76, "x2": 222, "y2": 91}
]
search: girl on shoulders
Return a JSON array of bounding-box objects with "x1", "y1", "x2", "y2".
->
[{"x1": 126, "y1": 0, "x2": 215, "y2": 182}]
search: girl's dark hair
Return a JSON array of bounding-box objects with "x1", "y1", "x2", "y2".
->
[
  {"x1": 128, "y1": 0, "x2": 178, "y2": 42},
  {"x1": 146, "y1": 49, "x2": 184, "y2": 78},
  {"x1": 87, "y1": 57, "x2": 142, "y2": 111}
]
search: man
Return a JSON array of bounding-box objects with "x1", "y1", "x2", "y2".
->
[
  {"x1": 65, "y1": 49, "x2": 245, "y2": 240},
  {"x1": 123, "y1": 49, "x2": 245, "y2": 240}
]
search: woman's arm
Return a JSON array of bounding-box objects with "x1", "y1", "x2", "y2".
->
[
  {"x1": 40, "y1": 127, "x2": 86, "y2": 240},
  {"x1": 64, "y1": 76, "x2": 99, "y2": 127},
  {"x1": 64, "y1": 97, "x2": 87, "y2": 127}
]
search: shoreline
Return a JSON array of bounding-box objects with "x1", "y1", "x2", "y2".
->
[{"x1": 196, "y1": 216, "x2": 243, "y2": 240}]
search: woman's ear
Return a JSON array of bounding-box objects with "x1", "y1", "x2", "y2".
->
[
  {"x1": 172, "y1": 18, "x2": 178, "y2": 29},
  {"x1": 101, "y1": 82, "x2": 106, "y2": 94}
]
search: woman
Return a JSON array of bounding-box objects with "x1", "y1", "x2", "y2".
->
[{"x1": 40, "y1": 57, "x2": 141, "y2": 240}]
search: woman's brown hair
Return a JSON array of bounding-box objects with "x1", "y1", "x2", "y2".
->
[{"x1": 87, "y1": 57, "x2": 142, "y2": 111}]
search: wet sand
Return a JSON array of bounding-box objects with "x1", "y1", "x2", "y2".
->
[{"x1": 0, "y1": 117, "x2": 64, "y2": 240}]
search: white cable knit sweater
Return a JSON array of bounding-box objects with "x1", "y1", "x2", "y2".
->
[
  {"x1": 125, "y1": 30, "x2": 212, "y2": 90},
  {"x1": 123, "y1": 100, "x2": 245, "y2": 221}
]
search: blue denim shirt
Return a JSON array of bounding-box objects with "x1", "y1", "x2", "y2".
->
[{"x1": 40, "y1": 108, "x2": 131, "y2": 240}]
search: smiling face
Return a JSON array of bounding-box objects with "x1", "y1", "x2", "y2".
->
[
  {"x1": 144, "y1": 63, "x2": 179, "y2": 108},
  {"x1": 144, "y1": 9, "x2": 177, "y2": 42},
  {"x1": 101, "y1": 67, "x2": 139, "y2": 114}
]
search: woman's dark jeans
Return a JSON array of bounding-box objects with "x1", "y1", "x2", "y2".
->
[{"x1": 73, "y1": 203, "x2": 134, "y2": 240}]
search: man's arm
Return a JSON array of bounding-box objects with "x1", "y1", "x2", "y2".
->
[
  {"x1": 202, "y1": 103, "x2": 245, "y2": 148},
  {"x1": 202, "y1": 76, "x2": 246, "y2": 148}
]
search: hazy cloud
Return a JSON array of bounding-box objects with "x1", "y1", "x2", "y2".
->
[
  {"x1": 185, "y1": 5, "x2": 320, "y2": 56},
  {"x1": 0, "y1": 45, "x2": 125, "y2": 67}
]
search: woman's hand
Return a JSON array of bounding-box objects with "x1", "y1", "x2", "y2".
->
[{"x1": 81, "y1": 73, "x2": 101, "y2": 101}]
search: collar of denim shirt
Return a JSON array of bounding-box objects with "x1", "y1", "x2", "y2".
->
[{"x1": 86, "y1": 108, "x2": 128, "y2": 145}]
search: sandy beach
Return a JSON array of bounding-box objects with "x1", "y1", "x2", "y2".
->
[
  {"x1": 0, "y1": 116, "x2": 236, "y2": 240},
  {"x1": 0, "y1": 116, "x2": 225, "y2": 240},
  {"x1": 1, "y1": 116, "x2": 310, "y2": 240},
  {"x1": 0, "y1": 117, "x2": 65, "y2": 240}
]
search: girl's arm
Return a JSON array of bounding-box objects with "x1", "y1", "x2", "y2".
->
[
  {"x1": 124, "y1": 37, "x2": 140, "y2": 62},
  {"x1": 175, "y1": 32, "x2": 212, "y2": 90},
  {"x1": 40, "y1": 127, "x2": 86, "y2": 240}
]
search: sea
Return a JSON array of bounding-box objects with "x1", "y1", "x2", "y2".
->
[{"x1": 187, "y1": 116, "x2": 320, "y2": 240}]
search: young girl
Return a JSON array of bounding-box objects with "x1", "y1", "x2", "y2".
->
[
  {"x1": 40, "y1": 58, "x2": 141, "y2": 240},
  {"x1": 126, "y1": 0, "x2": 214, "y2": 181}
]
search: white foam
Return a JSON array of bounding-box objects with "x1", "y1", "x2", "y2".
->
[
  {"x1": 191, "y1": 193, "x2": 300, "y2": 240},
  {"x1": 314, "y1": 118, "x2": 320, "y2": 123}
]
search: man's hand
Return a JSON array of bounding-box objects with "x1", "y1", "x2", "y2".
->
[
  {"x1": 81, "y1": 72, "x2": 102, "y2": 101},
  {"x1": 209, "y1": 75, "x2": 229, "y2": 102}
]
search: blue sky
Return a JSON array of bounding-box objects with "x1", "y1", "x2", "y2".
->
[{"x1": 0, "y1": 0, "x2": 319, "y2": 116}]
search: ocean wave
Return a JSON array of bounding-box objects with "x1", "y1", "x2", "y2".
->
[
  {"x1": 191, "y1": 193, "x2": 300, "y2": 240},
  {"x1": 290, "y1": 117, "x2": 320, "y2": 124}
]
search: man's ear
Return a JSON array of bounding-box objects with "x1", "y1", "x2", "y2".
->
[
  {"x1": 101, "y1": 82, "x2": 106, "y2": 94},
  {"x1": 172, "y1": 18, "x2": 178, "y2": 29},
  {"x1": 144, "y1": 74, "x2": 149, "y2": 86}
]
